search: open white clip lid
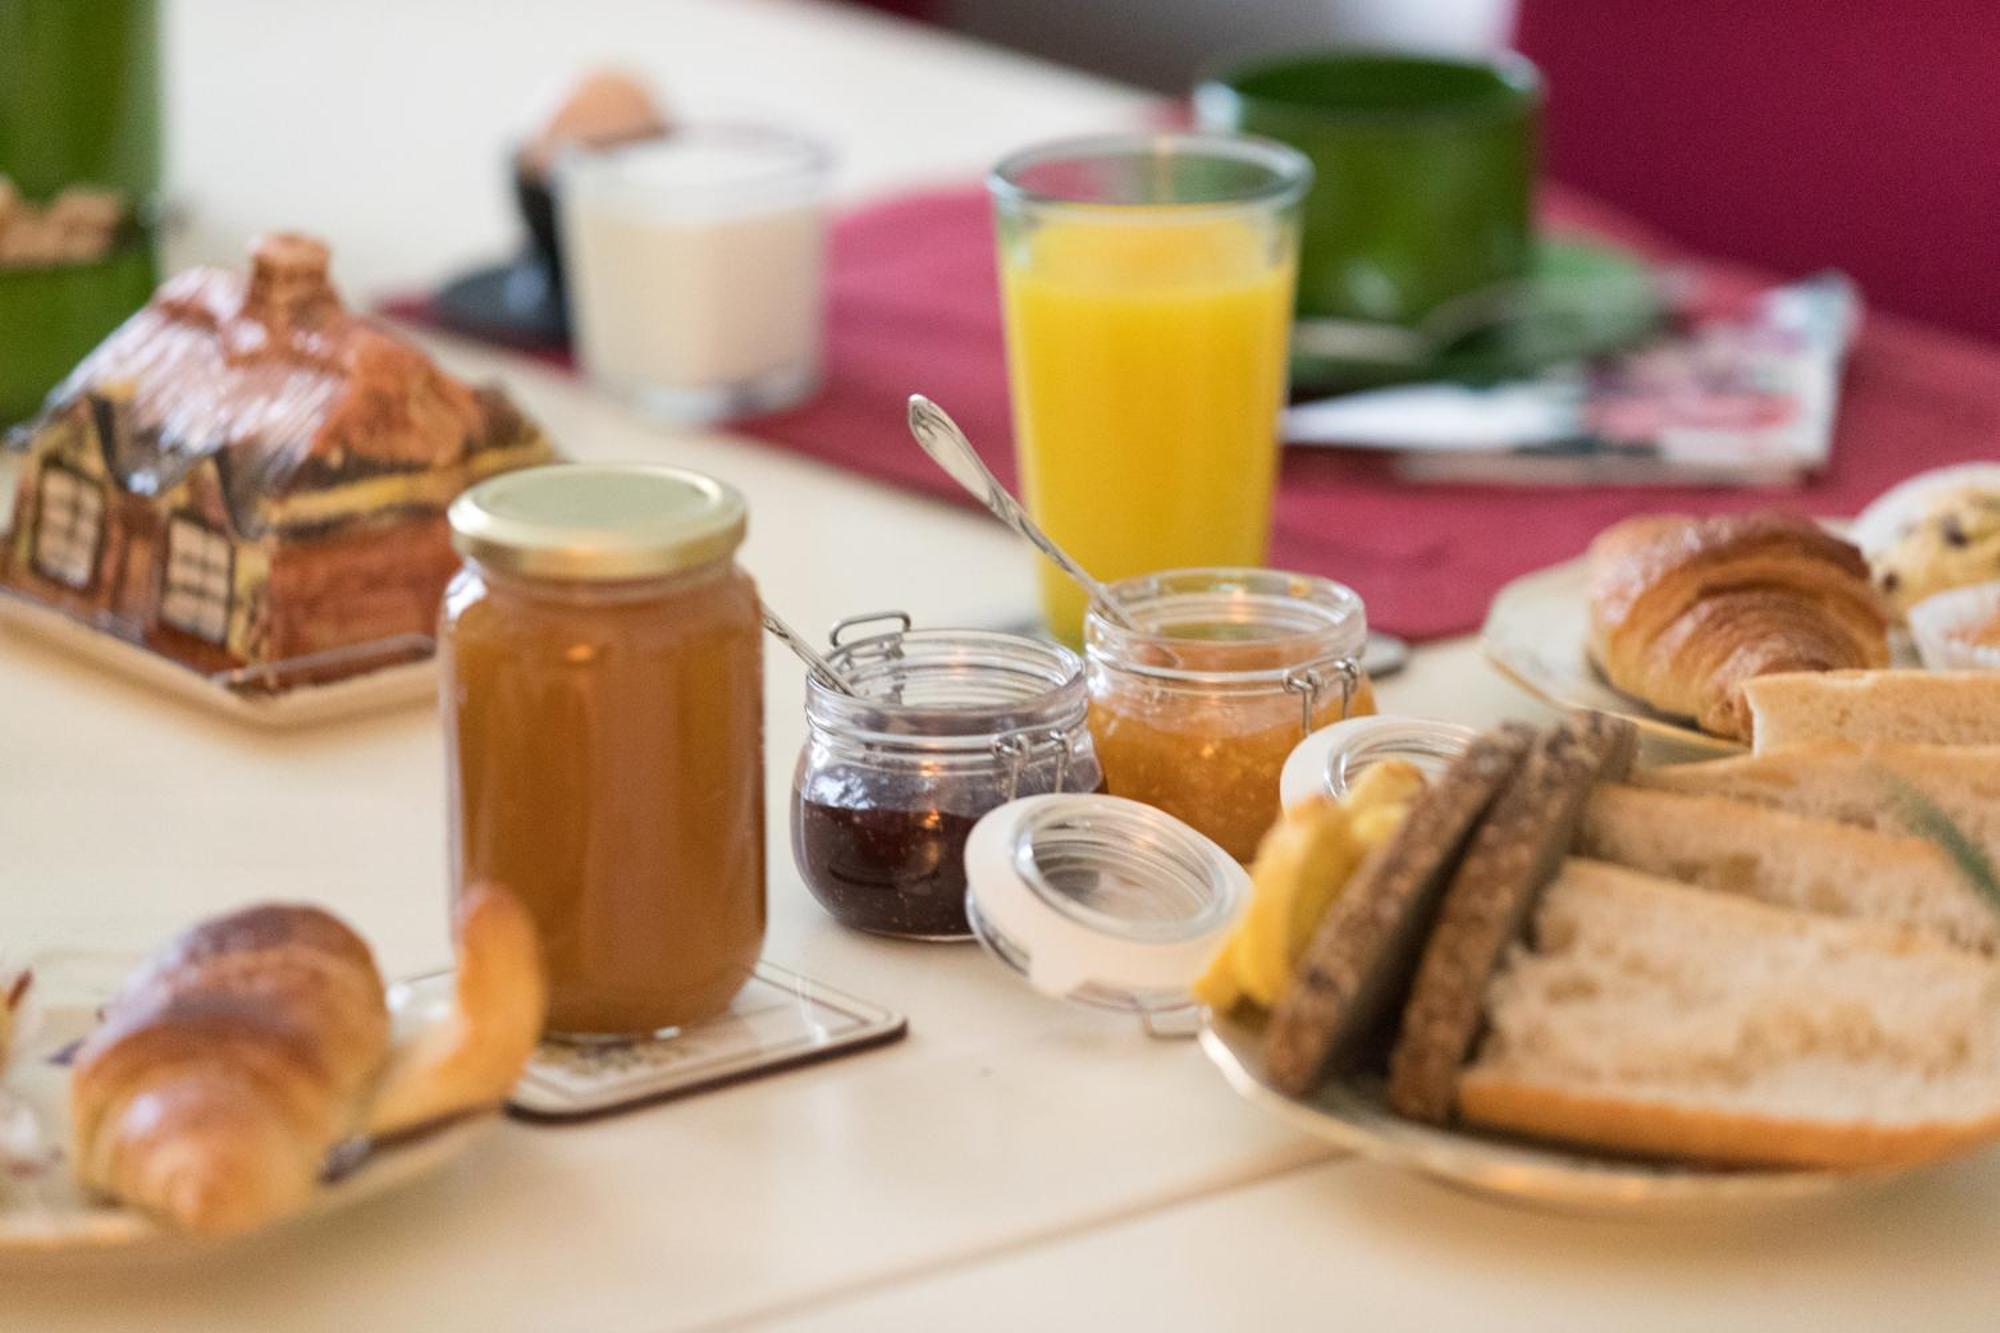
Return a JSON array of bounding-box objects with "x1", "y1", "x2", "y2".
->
[
  {"x1": 1280, "y1": 713, "x2": 1476, "y2": 810},
  {"x1": 964, "y1": 794, "x2": 1249, "y2": 1033}
]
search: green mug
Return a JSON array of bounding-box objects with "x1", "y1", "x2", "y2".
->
[
  {"x1": 0, "y1": 0, "x2": 161, "y2": 427},
  {"x1": 1196, "y1": 50, "x2": 1540, "y2": 330}
]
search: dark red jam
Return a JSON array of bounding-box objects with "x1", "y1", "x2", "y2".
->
[{"x1": 794, "y1": 799, "x2": 983, "y2": 938}]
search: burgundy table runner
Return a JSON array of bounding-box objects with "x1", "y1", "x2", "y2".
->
[{"x1": 387, "y1": 184, "x2": 2000, "y2": 640}]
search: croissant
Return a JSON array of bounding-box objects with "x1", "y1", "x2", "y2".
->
[
  {"x1": 1587, "y1": 512, "x2": 1890, "y2": 740},
  {"x1": 70, "y1": 886, "x2": 548, "y2": 1236},
  {"x1": 364, "y1": 886, "x2": 547, "y2": 1137},
  {"x1": 70, "y1": 905, "x2": 391, "y2": 1236}
]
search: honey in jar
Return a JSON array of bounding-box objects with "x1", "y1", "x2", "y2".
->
[
  {"x1": 1085, "y1": 567, "x2": 1374, "y2": 862},
  {"x1": 442, "y1": 464, "x2": 764, "y2": 1038}
]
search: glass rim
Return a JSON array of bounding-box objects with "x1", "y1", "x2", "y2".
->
[
  {"x1": 1085, "y1": 566, "x2": 1366, "y2": 688},
  {"x1": 986, "y1": 131, "x2": 1313, "y2": 216},
  {"x1": 805, "y1": 627, "x2": 1089, "y2": 747},
  {"x1": 554, "y1": 122, "x2": 834, "y2": 205}
]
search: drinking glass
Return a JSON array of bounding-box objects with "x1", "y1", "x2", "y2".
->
[
  {"x1": 989, "y1": 133, "x2": 1310, "y2": 643},
  {"x1": 557, "y1": 125, "x2": 831, "y2": 424}
]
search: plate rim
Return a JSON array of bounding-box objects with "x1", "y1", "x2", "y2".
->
[
  {"x1": 0, "y1": 953, "x2": 493, "y2": 1255},
  {"x1": 0, "y1": 585, "x2": 437, "y2": 730},
  {"x1": 1477, "y1": 553, "x2": 1746, "y2": 758},
  {"x1": 1197, "y1": 1010, "x2": 1916, "y2": 1214}
]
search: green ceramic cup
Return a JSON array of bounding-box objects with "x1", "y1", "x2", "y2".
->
[{"x1": 1196, "y1": 50, "x2": 1540, "y2": 329}]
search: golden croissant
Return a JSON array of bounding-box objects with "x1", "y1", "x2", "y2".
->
[
  {"x1": 70, "y1": 886, "x2": 545, "y2": 1236},
  {"x1": 1587, "y1": 512, "x2": 1890, "y2": 740}
]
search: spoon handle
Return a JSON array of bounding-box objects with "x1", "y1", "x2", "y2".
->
[
  {"x1": 906, "y1": 395, "x2": 1139, "y2": 630},
  {"x1": 760, "y1": 603, "x2": 857, "y2": 696}
]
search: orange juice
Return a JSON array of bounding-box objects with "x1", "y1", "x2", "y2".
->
[{"x1": 1000, "y1": 214, "x2": 1296, "y2": 642}]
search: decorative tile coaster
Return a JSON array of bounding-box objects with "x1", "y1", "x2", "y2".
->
[{"x1": 503, "y1": 963, "x2": 907, "y2": 1122}]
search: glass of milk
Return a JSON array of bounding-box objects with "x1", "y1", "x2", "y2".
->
[{"x1": 557, "y1": 125, "x2": 831, "y2": 423}]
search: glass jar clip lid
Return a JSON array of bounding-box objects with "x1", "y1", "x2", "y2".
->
[
  {"x1": 1279, "y1": 714, "x2": 1476, "y2": 809},
  {"x1": 963, "y1": 793, "x2": 1248, "y2": 1032}
]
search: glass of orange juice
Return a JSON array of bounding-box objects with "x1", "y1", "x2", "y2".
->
[{"x1": 989, "y1": 133, "x2": 1311, "y2": 643}]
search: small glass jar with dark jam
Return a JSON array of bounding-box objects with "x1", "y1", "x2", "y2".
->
[{"x1": 792, "y1": 622, "x2": 1102, "y2": 940}]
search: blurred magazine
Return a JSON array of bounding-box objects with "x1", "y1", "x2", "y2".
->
[{"x1": 1284, "y1": 272, "x2": 1859, "y2": 487}]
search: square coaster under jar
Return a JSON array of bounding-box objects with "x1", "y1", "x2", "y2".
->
[{"x1": 391, "y1": 962, "x2": 906, "y2": 1122}]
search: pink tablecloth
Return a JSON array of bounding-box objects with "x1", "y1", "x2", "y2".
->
[{"x1": 390, "y1": 185, "x2": 2000, "y2": 640}]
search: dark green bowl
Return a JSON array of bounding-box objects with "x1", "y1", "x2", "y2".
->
[{"x1": 1197, "y1": 50, "x2": 1541, "y2": 329}]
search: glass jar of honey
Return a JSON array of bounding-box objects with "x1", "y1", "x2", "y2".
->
[
  {"x1": 442, "y1": 464, "x2": 764, "y2": 1039},
  {"x1": 792, "y1": 620, "x2": 1102, "y2": 940},
  {"x1": 1085, "y1": 567, "x2": 1375, "y2": 863}
]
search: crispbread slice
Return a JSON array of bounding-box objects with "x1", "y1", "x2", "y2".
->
[
  {"x1": 1386, "y1": 713, "x2": 1636, "y2": 1123},
  {"x1": 1263, "y1": 722, "x2": 1537, "y2": 1096}
]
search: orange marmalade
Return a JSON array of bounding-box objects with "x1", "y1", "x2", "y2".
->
[
  {"x1": 442, "y1": 465, "x2": 764, "y2": 1038},
  {"x1": 1084, "y1": 568, "x2": 1374, "y2": 862}
]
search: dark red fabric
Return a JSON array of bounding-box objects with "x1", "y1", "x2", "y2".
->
[
  {"x1": 1518, "y1": 1, "x2": 2000, "y2": 343},
  {"x1": 387, "y1": 183, "x2": 2000, "y2": 640}
]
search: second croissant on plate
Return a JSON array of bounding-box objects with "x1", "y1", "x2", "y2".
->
[{"x1": 1586, "y1": 512, "x2": 1891, "y2": 740}]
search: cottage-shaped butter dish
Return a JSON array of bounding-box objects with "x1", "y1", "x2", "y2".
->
[{"x1": 0, "y1": 234, "x2": 554, "y2": 724}]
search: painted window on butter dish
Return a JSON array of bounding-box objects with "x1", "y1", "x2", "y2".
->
[
  {"x1": 160, "y1": 517, "x2": 232, "y2": 643},
  {"x1": 31, "y1": 463, "x2": 103, "y2": 590}
]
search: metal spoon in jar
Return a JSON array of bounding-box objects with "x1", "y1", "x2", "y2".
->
[
  {"x1": 911, "y1": 394, "x2": 1414, "y2": 682},
  {"x1": 760, "y1": 603, "x2": 859, "y2": 696},
  {"x1": 906, "y1": 394, "x2": 1144, "y2": 633}
]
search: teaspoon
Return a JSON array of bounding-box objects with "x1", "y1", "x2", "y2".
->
[
  {"x1": 905, "y1": 394, "x2": 1143, "y2": 633},
  {"x1": 909, "y1": 394, "x2": 1411, "y2": 681},
  {"x1": 760, "y1": 603, "x2": 858, "y2": 696}
]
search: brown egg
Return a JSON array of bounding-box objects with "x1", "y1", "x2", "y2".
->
[{"x1": 518, "y1": 69, "x2": 670, "y2": 180}]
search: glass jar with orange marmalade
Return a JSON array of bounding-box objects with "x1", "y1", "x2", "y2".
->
[
  {"x1": 441, "y1": 464, "x2": 764, "y2": 1040},
  {"x1": 1084, "y1": 568, "x2": 1375, "y2": 862}
]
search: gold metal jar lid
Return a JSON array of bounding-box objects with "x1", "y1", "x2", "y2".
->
[{"x1": 449, "y1": 463, "x2": 747, "y2": 581}]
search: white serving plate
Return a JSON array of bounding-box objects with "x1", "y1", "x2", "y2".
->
[
  {"x1": 1477, "y1": 554, "x2": 1744, "y2": 757},
  {"x1": 1479, "y1": 548, "x2": 1927, "y2": 758},
  {"x1": 1198, "y1": 1009, "x2": 1935, "y2": 1218},
  {"x1": 0, "y1": 588, "x2": 437, "y2": 730},
  {"x1": 0, "y1": 954, "x2": 486, "y2": 1256}
]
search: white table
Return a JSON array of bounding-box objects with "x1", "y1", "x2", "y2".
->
[{"x1": 3, "y1": 3, "x2": 1996, "y2": 1329}]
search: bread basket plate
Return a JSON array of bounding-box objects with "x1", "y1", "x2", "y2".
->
[
  {"x1": 1198, "y1": 1009, "x2": 1927, "y2": 1217},
  {"x1": 0, "y1": 587, "x2": 437, "y2": 730},
  {"x1": 0, "y1": 954, "x2": 486, "y2": 1255},
  {"x1": 1478, "y1": 555, "x2": 1746, "y2": 757}
]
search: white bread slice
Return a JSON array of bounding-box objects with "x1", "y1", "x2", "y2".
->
[
  {"x1": 1577, "y1": 784, "x2": 1999, "y2": 953},
  {"x1": 1630, "y1": 743, "x2": 2000, "y2": 869},
  {"x1": 1746, "y1": 670, "x2": 2000, "y2": 752},
  {"x1": 1458, "y1": 859, "x2": 2000, "y2": 1168}
]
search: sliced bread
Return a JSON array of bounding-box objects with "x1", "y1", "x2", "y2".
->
[
  {"x1": 1629, "y1": 743, "x2": 2000, "y2": 869},
  {"x1": 1745, "y1": 670, "x2": 2000, "y2": 752},
  {"x1": 1577, "y1": 784, "x2": 2000, "y2": 953},
  {"x1": 1263, "y1": 723, "x2": 1536, "y2": 1096},
  {"x1": 1388, "y1": 714, "x2": 1636, "y2": 1123},
  {"x1": 1458, "y1": 859, "x2": 2000, "y2": 1169}
]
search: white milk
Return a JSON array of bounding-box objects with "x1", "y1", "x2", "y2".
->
[{"x1": 559, "y1": 128, "x2": 831, "y2": 422}]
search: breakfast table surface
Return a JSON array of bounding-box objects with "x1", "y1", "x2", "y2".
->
[{"x1": 3, "y1": 2, "x2": 1998, "y2": 1329}]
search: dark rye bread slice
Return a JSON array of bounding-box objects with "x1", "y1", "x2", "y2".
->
[
  {"x1": 1386, "y1": 712, "x2": 1638, "y2": 1124},
  {"x1": 1263, "y1": 722, "x2": 1538, "y2": 1097}
]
